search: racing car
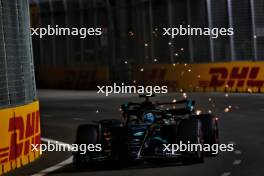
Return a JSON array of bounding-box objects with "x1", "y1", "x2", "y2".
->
[{"x1": 73, "y1": 95, "x2": 219, "y2": 168}]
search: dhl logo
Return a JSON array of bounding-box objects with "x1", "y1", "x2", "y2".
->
[
  {"x1": 0, "y1": 111, "x2": 41, "y2": 164},
  {"x1": 207, "y1": 67, "x2": 264, "y2": 88},
  {"x1": 135, "y1": 68, "x2": 179, "y2": 90},
  {"x1": 134, "y1": 63, "x2": 264, "y2": 92}
]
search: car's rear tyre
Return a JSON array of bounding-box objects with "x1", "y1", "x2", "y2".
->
[
  {"x1": 197, "y1": 114, "x2": 219, "y2": 156},
  {"x1": 178, "y1": 118, "x2": 204, "y2": 164},
  {"x1": 74, "y1": 124, "x2": 99, "y2": 169}
]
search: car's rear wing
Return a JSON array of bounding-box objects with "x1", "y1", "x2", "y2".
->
[
  {"x1": 156, "y1": 99, "x2": 195, "y2": 112},
  {"x1": 121, "y1": 96, "x2": 195, "y2": 113},
  {"x1": 156, "y1": 99, "x2": 195, "y2": 105}
]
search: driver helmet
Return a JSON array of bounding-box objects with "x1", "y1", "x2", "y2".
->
[{"x1": 143, "y1": 112, "x2": 155, "y2": 123}]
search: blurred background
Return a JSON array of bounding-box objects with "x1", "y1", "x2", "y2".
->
[
  {"x1": 1, "y1": 0, "x2": 264, "y2": 109},
  {"x1": 29, "y1": 0, "x2": 264, "y2": 85}
]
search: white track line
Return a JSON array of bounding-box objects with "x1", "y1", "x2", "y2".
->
[
  {"x1": 31, "y1": 138, "x2": 73, "y2": 176},
  {"x1": 221, "y1": 172, "x2": 231, "y2": 176},
  {"x1": 233, "y1": 160, "x2": 242, "y2": 165},
  {"x1": 234, "y1": 150, "x2": 242, "y2": 155}
]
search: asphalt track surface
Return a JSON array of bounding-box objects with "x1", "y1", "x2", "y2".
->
[{"x1": 10, "y1": 90, "x2": 264, "y2": 176}]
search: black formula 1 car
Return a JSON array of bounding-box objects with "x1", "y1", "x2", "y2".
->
[{"x1": 73, "y1": 95, "x2": 219, "y2": 168}]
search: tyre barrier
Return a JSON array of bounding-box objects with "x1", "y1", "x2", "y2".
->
[
  {"x1": 0, "y1": 101, "x2": 41, "y2": 175},
  {"x1": 133, "y1": 61, "x2": 264, "y2": 93}
]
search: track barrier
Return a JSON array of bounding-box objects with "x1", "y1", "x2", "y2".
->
[
  {"x1": 37, "y1": 65, "x2": 109, "y2": 89},
  {"x1": 0, "y1": 101, "x2": 41, "y2": 175},
  {"x1": 133, "y1": 61, "x2": 264, "y2": 93}
]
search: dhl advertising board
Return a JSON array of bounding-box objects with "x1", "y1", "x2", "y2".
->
[
  {"x1": 0, "y1": 101, "x2": 41, "y2": 175},
  {"x1": 37, "y1": 65, "x2": 109, "y2": 89},
  {"x1": 133, "y1": 61, "x2": 264, "y2": 93}
]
